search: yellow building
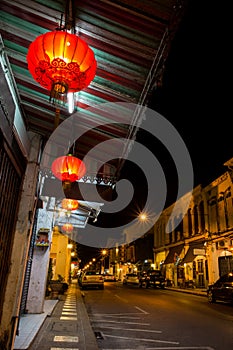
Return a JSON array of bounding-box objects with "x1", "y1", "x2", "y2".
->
[{"x1": 50, "y1": 226, "x2": 73, "y2": 283}]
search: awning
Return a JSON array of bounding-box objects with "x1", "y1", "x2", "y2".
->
[
  {"x1": 182, "y1": 240, "x2": 206, "y2": 263},
  {"x1": 164, "y1": 244, "x2": 184, "y2": 264}
]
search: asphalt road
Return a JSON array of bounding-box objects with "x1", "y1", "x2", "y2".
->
[{"x1": 82, "y1": 281, "x2": 233, "y2": 350}]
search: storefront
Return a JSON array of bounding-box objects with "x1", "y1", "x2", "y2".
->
[
  {"x1": 164, "y1": 244, "x2": 184, "y2": 287},
  {"x1": 182, "y1": 239, "x2": 207, "y2": 288}
]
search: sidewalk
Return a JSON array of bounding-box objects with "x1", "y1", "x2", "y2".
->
[
  {"x1": 166, "y1": 286, "x2": 207, "y2": 297},
  {"x1": 13, "y1": 299, "x2": 58, "y2": 350},
  {"x1": 13, "y1": 282, "x2": 207, "y2": 349},
  {"x1": 13, "y1": 280, "x2": 99, "y2": 350}
]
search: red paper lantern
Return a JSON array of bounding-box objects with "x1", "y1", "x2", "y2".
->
[
  {"x1": 27, "y1": 31, "x2": 97, "y2": 102},
  {"x1": 51, "y1": 155, "x2": 86, "y2": 182},
  {"x1": 62, "y1": 223, "x2": 73, "y2": 233},
  {"x1": 62, "y1": 198, "x2": 79, "y2": 211}
]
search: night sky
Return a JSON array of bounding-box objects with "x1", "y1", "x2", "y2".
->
[
  {"x1": 119, "y1": 0, "x2": 231, "y2": 212},
  {"x1": 149, "y1": 0, "x2": 231, "y2": 189},
  {"x1": 77, "y1": 0, "x2": 231, "y2": 266}
]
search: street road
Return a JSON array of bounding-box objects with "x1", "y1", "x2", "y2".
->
[{"x1": 82, "y1": 281, "x2": 233, "y2": 350}]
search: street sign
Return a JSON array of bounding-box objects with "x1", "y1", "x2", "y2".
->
[{"x1": 193, "y1": 248, "x2": 205, "y2": 256}]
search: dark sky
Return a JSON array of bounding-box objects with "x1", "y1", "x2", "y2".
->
[
  {"x1": 118, "y1": 0, "x2": 231, "y2": 215},
  {"x1": 90, "y1": 0, "x2": 231, "y2": 226},
  {"x1": 77, "y1": 0, "x2": 231, "y2": 266},
  {"x1": 136, "y1": 0, "x2": 231, "y2": 198}
]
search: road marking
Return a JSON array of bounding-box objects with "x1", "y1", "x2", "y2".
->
[
  {"x1": 60, "y1": 316, "x2": 77, "y2": 320},
  {"x1": 91, "y1": 319, "x2": 150, "y2": 325},
  {"x1": 101, "y1": 347, "x2": 215, "y2": 350},
  {"x1": 92, "y1": 315, "x2": 141, "y2": 319},
  {"x1": 97, "y1": 325, "x2": 162, "y2": 333},
  {"x1": 145, "y1": 347, "x2": 215, "y2": 350},
  {"x1": 51, "y1": 348, "x2": 79, "y2": 350},
  {"x1": 115, "y1": 294, "x2": 128, "y2": 302},
  {"x1": 53, "y1": 335, "x2": 79, "y2": 342},
  {"x1": 92, "y1": 312, "x2": 148, "y2": 316},
  {"x1": 135, "y1": 306, "x2": 149, "y2": 314},
  {"x1": 102, "y1": 334, "x2": 179, "y2": 344}
]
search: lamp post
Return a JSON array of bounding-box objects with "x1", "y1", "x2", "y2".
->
[
  {"x1": 101, "y1": 249, "x2": 107, "y2": 274},
  {"x1": 92, "y1": 258, "x2": 96, "y2": 270}
]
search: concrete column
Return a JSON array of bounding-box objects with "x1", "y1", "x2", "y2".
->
[{"x1": 26, "y1": 205, "x2": 54, "y2": 313}]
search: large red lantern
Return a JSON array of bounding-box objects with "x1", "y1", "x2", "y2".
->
[
  {"x1": 27, "y1": 30, "x2": 97, "y2": 103},
  {"x1": 62, "y1": 198, "x2": 79, "y2": 211},
  {"x1": 51, "y1": 155, "x2": 86, "y2": 182}
]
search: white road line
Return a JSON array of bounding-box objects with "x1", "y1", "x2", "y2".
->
[
  {"x1": 92, "y1": 315, "x2": 141, "y2": 319},
  {"x1": 101, "y1": 347, "x2": 214, "y2": 350},
  {"x1": 97, "y1": 325, "x2": 162, "y2": 333},
  {"x1": 91, "y1": 319, "x2": 150, "y2": 325},
  {"x1": 145, "y1": 347, "x2": 215, "y2": 350},
  {"x1": 114, "y1": 294, "x2": 128, "y2": 302},
  {"x1": 53, "y1": 335, "x2": 79, "y2": 342},
  {"x1": 135, "y1": 306, "x2": 149, "y2": 314},
  {"x1": 51, "y1": 348, "x2": 79, "y2": 350},
  {"x1": 102, "y1": 334, "x2": 179, "y2": 344},
  {"x1": 92, "y1": 312, "x2": 147, "y2": 316}
]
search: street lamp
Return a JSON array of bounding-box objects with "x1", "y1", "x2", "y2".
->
[
  {"x1": 139, "y1": 212, "x2": 148, "y2": 221},
  {"x1": 101, "y1": 249, "x2": 107, "y2": 274}
]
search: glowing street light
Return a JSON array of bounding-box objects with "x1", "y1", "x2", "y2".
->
[
  {"x1": 101, "y1": 249, "x2": 107, "y2": 274},
  {"x1": 139, "y1": 212, "x2": 148, "y2": 221}
]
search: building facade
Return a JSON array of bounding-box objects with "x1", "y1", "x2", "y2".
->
[{"x1": 153, "y1": 170, "x2": 233, "y2": 288}]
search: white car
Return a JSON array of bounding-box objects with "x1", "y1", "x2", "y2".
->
[
  {"x1": 123, "y1": 273, "x2": 139, "y2": 285},
  {"x1": 80, "y1": 271, "x2": 104, "y2": 290}
]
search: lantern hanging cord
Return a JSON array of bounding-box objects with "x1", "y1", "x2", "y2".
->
[
  {"x1": 64, "y1": 0, "x2": 76, "y2": 33},
  {"x1": 57, "y1": 0, "x2": 76, "y2": 33},
  {"x1": 54, "y1": 108, "x2": 60, "y2": 129}
]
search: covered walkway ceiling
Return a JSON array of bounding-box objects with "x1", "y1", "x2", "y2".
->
[{"x1": 0, "y1": 0, "x2": 187, "y2": 176}]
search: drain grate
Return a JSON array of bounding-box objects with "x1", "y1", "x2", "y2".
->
[{"x1": 94, "y1": 331, "x2": 104, "y2": 339}]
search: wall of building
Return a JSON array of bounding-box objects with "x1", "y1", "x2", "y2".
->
[
  {"x1": 153, "y1": 170, "x2": 233, "y2": 287},
  {"x1": 50, "y1": 228, "x2": 71, "y2": 283}
]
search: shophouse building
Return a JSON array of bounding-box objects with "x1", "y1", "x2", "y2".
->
[{"x1": 153, "y1": 168, "x2": 233, "y2": 288}]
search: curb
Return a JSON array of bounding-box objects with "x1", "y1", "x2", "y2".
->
[
  {"x1": 166, "y1": 287, "x2": 207, "y2": 297},
  {"x1": 76, "y1": 287, "x2": 99, "y2": 350}
]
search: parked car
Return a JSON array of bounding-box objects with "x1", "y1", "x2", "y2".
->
[
  {"x1": 79, "y1": 270, "x2": 104, "y2": 290},
  {"x1": 103, "y1": 273, "x2": 116, "y2": 282},
  {"x1": 207, "y1": 272, "x2": 233, "y2": 304},
  {"x1": 123, "y1": 273, "x2": 139, "y2": 285},
  {"x1": 139, "y1": 270, "x2": 166, "y2": 289}
]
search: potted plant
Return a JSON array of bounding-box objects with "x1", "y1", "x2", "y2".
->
[{"x1": 46, "y1": 260, "x2": 68, "y2": 298}]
